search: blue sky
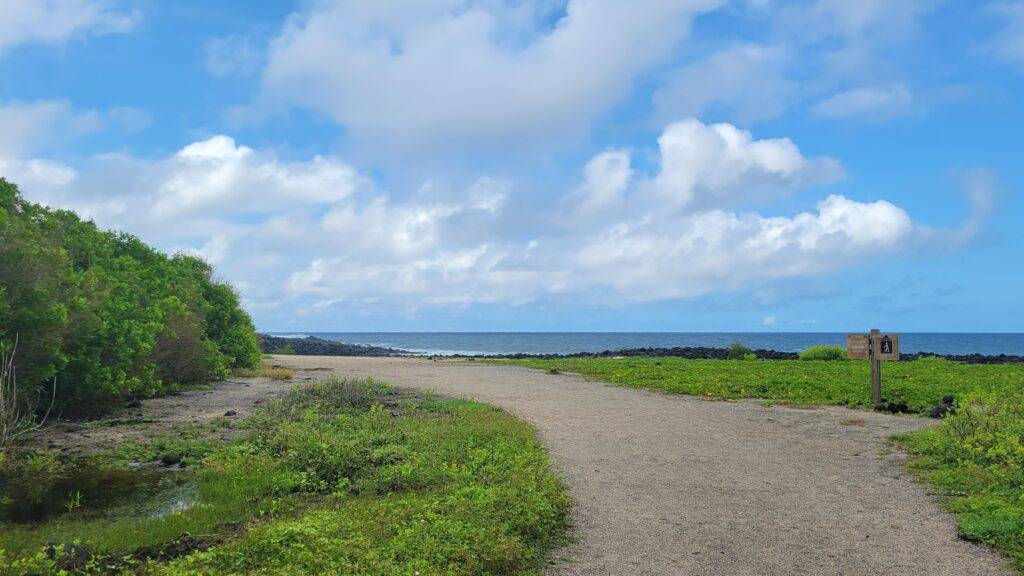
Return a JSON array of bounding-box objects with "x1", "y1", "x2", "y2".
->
[{"x1": 1, "y1": 0, "x2": 1022, "y2": 332}]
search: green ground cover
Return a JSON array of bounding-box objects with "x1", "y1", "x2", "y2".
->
[
  {"x1": 0, "y1": 378, "x2": 570, "y2": 575},
  {"x1": 489, "y1": 356, "x2": 1024, "y2": 411},
  {"x1": 493, "y1": 355, "x2": 1024, "y2": 571},
  {"x1": 897, "y1": 390, "x2": 1024, "y2": 572}
]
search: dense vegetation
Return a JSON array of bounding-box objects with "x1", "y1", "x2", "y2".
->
[
  {"x1": 489, "y1": 356, "x2": 1024, "y2": 412},
  {"x1": 0, "y1": 378, "x2": 570, "y2": 575},
  {"x1": 898, "y1": 390, "x2": 1024, "y2": 571},
  {"x1": 0, "y1": 178, "x2": 260, "y2": 415}
]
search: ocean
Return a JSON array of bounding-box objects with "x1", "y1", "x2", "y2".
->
[{"x1": 266, "y1": 332, "x2": 1024, "y2": 357}]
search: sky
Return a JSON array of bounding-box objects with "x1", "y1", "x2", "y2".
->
[{"x1": 1, "y1": 0, "x2": 1022, "y2": 333}]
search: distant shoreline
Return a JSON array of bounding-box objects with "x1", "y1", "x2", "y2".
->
[{"x1": 259, "y1": 334, "x2": 1024, "y2": 364}]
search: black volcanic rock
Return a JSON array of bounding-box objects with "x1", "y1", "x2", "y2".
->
[
  {"x1": 259, "y1": 334, "x2": 407, "y2": 357},
  {"x1": 259, "y1": 334, "x2": 1024, "y2": 363}
]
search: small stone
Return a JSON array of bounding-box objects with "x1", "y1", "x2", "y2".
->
[{"x1": 160, "y1": 453, "x2": 182, "y2": 467}]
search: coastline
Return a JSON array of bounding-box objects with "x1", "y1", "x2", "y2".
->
[{"x1": 258, "y1": 334, "x2": 1024, "y2": 364}]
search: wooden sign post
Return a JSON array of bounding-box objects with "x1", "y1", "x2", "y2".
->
[{"x1": 847, "y1": 329, "x2": 900, "y2": 407}]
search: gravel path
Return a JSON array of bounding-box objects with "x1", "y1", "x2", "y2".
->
[{"x1": 274, "y1": 356, "x2": 1010, "y2": 576}]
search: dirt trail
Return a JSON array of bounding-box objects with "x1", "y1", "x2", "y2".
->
[
  {"x1": 27, "y1": 372, "x2": 321, "y2": 454},
  {"x1": 272, "y1": 355, "x2": 1010, "y2": 576}
]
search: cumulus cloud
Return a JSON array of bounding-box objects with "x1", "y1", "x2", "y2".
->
[
  {"x1": 1, "y1": 119, "x2": 986, "y2": 322},
  {"x1": 149, "y1": 135, "x2": 360, "y2": 218},
  {"x1": 0, "y1": 0, "x2": 138, "y2": 54},
  {"x1": 0, "y1": 157, "x2": 78, "y2": 194},
  {"x1": 249, "y1": 0, "x2": 723, "y2": 150},
  {"x1": 652, "y1": 119, "x2": 843, "y2": 208},
  {"x1": 813, "y1": 84, "x2": 914, "y2": 120}
]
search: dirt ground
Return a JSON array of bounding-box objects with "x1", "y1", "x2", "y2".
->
[
  {"x1": 26, "y1": 357, "x2": 1012, "y2": 575},
  {"x1": 24, "y1": 370, "x2": 323, "y2": 455}
]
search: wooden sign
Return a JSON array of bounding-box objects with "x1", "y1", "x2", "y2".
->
[
  {"x1": 847, "y1": 334, "x2": 870, "y2": 360},
  {"x1": 873, "y1": 333, "x2": 900, "y2": 361}
]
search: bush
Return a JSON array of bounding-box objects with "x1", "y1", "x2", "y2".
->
[
  {"x1": 0, "y1": 178, "x2": 260, "y2": 414},
  {"x1": 799, "y1": 345, "x2": 847, "y2": 361},
  {"x1": 900, "y1": 391, "x2": 1024, "y2": 569},
  {"x1": 727, "y1": 342, "x2": 752, "y2": 360}
]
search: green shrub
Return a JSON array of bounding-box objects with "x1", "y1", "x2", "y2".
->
[
  {"x1": 0, "y1": 451, "x2": 65, "y2": 518},
  {"x1": 727, "y1": 342, "x2": 752, "y2": 360},
  {"x1": 900, "y1": 391, "x2": 1024, "y2": 570},
  {"x1": 0, "y1": 178, "x2": 260, "y2": 414},
  {"x1": 799, "y1": 345, "x2": 847, "y2": 361}
]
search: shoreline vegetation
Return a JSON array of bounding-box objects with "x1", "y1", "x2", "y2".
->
[
  {"x1": 258, "y1": 333, "x2": 1024, "y2": 364},
  {"x1": 1, "y1": 179, "x2": 261, "y2": 418},
  {"x1": 0, "y1": 378, "x2": 570, "y2": 575}
]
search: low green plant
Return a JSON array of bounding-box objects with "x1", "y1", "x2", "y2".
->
[
  {"x1": 0, "y1": 378, "x2": 570, "y2": 575},
  {"x1": 898, "y1": 391, "x2": 1024, "y2": 571},
  {"x1": 488, "y1": 356, "x2": 1024, "y2": 412},
  {"x1": 799, "y1": 345, "x2": 847, "y2": 361},
  {"x1": 727, "y1": 342, "x2": 753, "y2": 360},
  {"x1": 234, "y1": 364, "x2": 293, "y2": 380}
]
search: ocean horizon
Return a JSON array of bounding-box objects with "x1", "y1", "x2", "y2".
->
[{"x1": 265, "y1": 332, "x2": 1024, "y2": 357}]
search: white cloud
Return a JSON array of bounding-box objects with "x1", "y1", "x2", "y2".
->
[
  {"x1": 813, "y1": 84, "x2": 914, "y2": 120},
  {"x1": 1, "y1": 120, "x2": 985, "y2": 321},
  {"x1": 638, "y1": 1, "x2": 942, "y2": 126},
  {"x1": 763, "y1": 315, "x2": 777, "y2": 326},
  {"x1": 0, "y1": 100, "x2": 150, "y2": 156},
  {"x1": 150, "y1": 135, "x2": 360, "y2": 218},
  {"x1": 0, "y1": 0, "x2": 138, "y2": 54},
  {"x1": 251, "y1": 0, "x2": 724, "y2": 150},
  {"x1": 653, "y1": 119, "x2": 843, "y2": 208},
  {"x1": 564, "y1": 150, "x2": 633, "y2": 218},
  {"x1": 0, "y1": 157, "x2": 78, "y2": 194},
  {"x1": 654, "y1": 44, "x2": 797, "y2": 124},
  {"x1": 0, "y1": 100, "x2": 101, "y2": 156},
  {"x1": 983, "y1": 2, "x2": 1024, "y2": 69}
]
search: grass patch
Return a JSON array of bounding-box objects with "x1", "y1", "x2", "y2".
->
[
  {"x1": 0, "y1": 378, "x2": 569, "y2": 575},
  {"x1": 233, "y1": 363, "x2": 294, "y2": 380},
  {"x1": 897, "y1": 391, "x2": 1024, "y2": 572},
  {"x1": 798, "y1": 345, "x2": 847, "y2": 361},
  {"x1": 487, "y1": 356, "x2": 1024, "y2": 413}
]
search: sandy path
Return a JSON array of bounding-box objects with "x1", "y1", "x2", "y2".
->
[{"x1": 274, "y1": 355, "x2": 1010, "y2": 576}]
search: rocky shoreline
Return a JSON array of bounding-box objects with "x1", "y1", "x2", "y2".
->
[
  {"x1": 259, "y1": 335, "x2": 1024, "y2": 364},
  {"x1": 468, "y1": 348, "x2": 1024, "y2": 364},
  {"x1": 259, "y1": 334, "x2": 408, "y2": 356}
]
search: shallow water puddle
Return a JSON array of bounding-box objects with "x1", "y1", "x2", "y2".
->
[{"x1": 2, "y1": 462, "x2": 194, "y2": 524}]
